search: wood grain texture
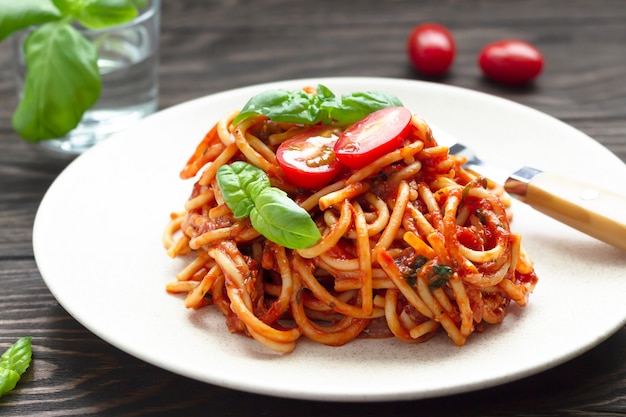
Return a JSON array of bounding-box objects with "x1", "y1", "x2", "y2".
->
[{"x1": 0, "y1": 0, "x2": 625, "y2": 415}]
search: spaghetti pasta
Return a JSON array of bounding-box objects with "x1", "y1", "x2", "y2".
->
[{"x1": 163, "y1": 87, "x2": 539, "y2": 353}]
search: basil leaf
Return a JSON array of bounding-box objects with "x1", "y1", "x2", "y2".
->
[
  {"x1": 216, "y1": 161, "x2": 271, "y2": 218},
  {"x1": 0, "y1": 337, "x2": 32, "y2": 398},
  {"x1": 321, "y1": 90, "x2": 404, "y2": 125},
  {"x1": 234, "y1": 89, "x2": 322, "y2": 126},
  {"x1": 250, "y1": 187, "x2": 321, "y2": 250},
  {"x1": 130, "y1": 0, "x2": 148, "y2": 8},
  {"x1": 77, "y1": 0, "x2": 139, "y2": 29},
  {"x1": 216, "y1": 161, "x2": 321, "y2": 249},
  {"x1": 0, "y1": 368, "x2": 20, "y2": 398},
  {"x1": 0, "y1": 337, "x2": 32, "y2": 376},
  {"x1": 315, "y1": 84, "x2": 335, "y2": 100},
  {"x1": 12, "y1": 22, "x2": 101, "y2": 142},
  {"x1": 0, "y1": 0, "x2": 62, "y2": 42},
  {"x1": 50, "y1": 0, "x2": 78, "y2": 15},
  {"x1": 233, "y1": 85, "x2": 403, "y2": 126}
]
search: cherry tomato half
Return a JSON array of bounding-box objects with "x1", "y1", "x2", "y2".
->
[
  {"x1": 407, "y1": 23, "x2": 455, "y2": 76},
  {"x1": 276, "y1": 126, "x2": 342, "y2": 190},
  {"x1": 478, "y1": 39, "x2": 544, "y2": 85},
  {"x1": 334, "y1": 107, "x2": 413, "y2": 170}
]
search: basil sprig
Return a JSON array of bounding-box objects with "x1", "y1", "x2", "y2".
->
[
  {"x1": 233, "y1": 84, "x2": 403, "y2": 126},
  {"x1": 0, "y1": 337, "x2": 33, "y2": 398},
  {"x1": 0, "y1": 0, "x2": 147, "y2": 142},
  {"x1": 216, "y1": 162, "x2": 322, "y2": 249}
]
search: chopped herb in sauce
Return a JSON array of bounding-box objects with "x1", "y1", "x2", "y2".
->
[{"x1": 428, "y1": 264, "x2": 453, "y2": 290}]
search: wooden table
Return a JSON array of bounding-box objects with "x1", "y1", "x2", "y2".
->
[{"x1": 1, "y1": 1, "x2": 625, "y2": 415}]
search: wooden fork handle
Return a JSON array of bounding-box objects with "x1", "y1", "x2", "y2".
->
[{"x1": 505, "y1": 170, "x2": 626, "y2": 252}]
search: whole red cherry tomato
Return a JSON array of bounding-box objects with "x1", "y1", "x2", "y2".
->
[
  {"x1": 334, "y1": 107, "x2": 413, "y2": 170},
  {"x1": 407, "y1": 23, "x2": 455, "y2": 76},
  {"x1": 276, "y1": 126, "x2": 342, "y2": 190},
  {"x1": 478, "y1": 39, "x2": 544, "y2": 85}
]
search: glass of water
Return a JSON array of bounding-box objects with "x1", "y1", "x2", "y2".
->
[{"x1": 12, "y1": 0, "x2": 161, "y2": 155}]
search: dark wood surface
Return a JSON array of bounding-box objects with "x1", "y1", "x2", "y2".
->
[{"x1": 1, "y1": 1, "x2": 625, "y2": 415}]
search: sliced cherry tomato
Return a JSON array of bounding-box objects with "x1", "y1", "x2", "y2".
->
[
  {"x1": 334, "y1": 107, "x2": 413, "y2": 170},
  {"x1": 276, "y1": 126, "x2": 342, "y2": 190},
  {"x1": 407, "y1": 23, "x2": 455, "y2": 76},
  {"x1": 478, "y1": 39, "x2": 544, "y2": 85}
]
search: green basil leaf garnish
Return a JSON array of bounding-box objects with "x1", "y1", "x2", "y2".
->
[
  {"x1": 250, "y1": 187, "x2": 322, "y2": 250},
  {"x1": 216, "y1": 161, "x2": 270, "y2": 218},
  {"x1": 319, "y1": 90, "x2": 403, "y2": 125},
  {"x1": 216, "y1": 162, "x2": 321, "y2": 249},
  {"x1": 233, "y1": 84, "x2": 403, "y2": 126},
  {"x1": 233, "y1": 89, "x2": 323, "y2": 125}
]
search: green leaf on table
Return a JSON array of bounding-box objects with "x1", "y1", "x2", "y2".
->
[
  {"x1": 77, "y1": 0, "x2": 140, "y2": 29},
  {"x1": 0, "y1": 337, "x2": 33, "y2": 376},
  {"x1": 12, "y1": 21, "x2": 101, "y2": 142},
  {"x1": 0, "y1": 337, "x2": 33, "y2": 398},
  {"x1": 0, "y1": 0, "x2": 62, "y2": 42},
  {"x1": 0, "y1": 369, "x2": 21, "y2": 397}
]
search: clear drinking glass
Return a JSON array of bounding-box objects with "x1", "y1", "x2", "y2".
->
[{"x1": 12, "y1": 0, "x2": 161, "y2": 155}]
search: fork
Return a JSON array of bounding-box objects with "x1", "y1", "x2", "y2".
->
[{"x1": 448, "y1": 142, "x2": 626, "y2": 252}]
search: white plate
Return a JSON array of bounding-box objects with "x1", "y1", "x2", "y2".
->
[{"x1": 33, "y1": 77, "x2": 626, "y2": 402}]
